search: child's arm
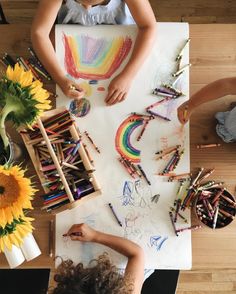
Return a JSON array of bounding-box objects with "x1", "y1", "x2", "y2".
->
[
  {"x1": 66, "y1": 223, "x2": 145, "y2": 294},
  {"x1": 105, "y1": 0, "x2": 156, "y2": 105},
  {"x1": 31, "y1": 0, "x2": 84, "y2": 99},
  {"x1": 178, "y1": 77, "x2": 236, "y2": 124}
]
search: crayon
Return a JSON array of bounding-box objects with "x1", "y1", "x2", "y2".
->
[
  {"x1": 212, "y1": 206, "x2": 219, "y2": 229},
  {"x1": 170, "y1": 206, "x2": 188, "y2": 223},
  {"x1": 146, "y1": 97, "x2": 171, "y2": 110},
  {"x1": 137, "y1": 119, "x2": 149, "y2": 141},
  {"x1": 62, "y1": 232, "x2": 82, "y2": 237},
  {"x1": 131, "y1": 112, "x2": 154, "y2": 119},
  {"x1": 118, "y1": 157, "x2": 135, "y2": 179},
  {"x1": 174, "y1": 199, "x2": 181, "y2": 222},
  {"x1": 155, "y1": 145, "x2": 181, "y2": 155},
  {"x1": 197, "y1": 143, "x2": 221, "y2": 148},
  {"x1": 137, "y1": 164, "x2": 151, "y2": 185},
  {"x1": 169, "y1": 212, "x2": 178, "y2": 236},
  {"x1": 84, "y1": 131, "x2": 101, "y2": 153},
  {"x1": 190, "y1": 167, "x2": 204, "y2": 188},
  {"x1": 176, "y1": 38, "x2": 191, "y2": 61},
  {"x1": 108, "y1": 203, "x2": 122, "y2": 227},
  {"x1": 219, "y1": 208, "x2": 234, "y2": 220},
  {"x1": 147, "y1": 110, "x2": 171, "y2": 122},
  {"x1": 172, "y1": 63, "x2": 191, "y2": 77},
  {"x1": 176, "y1": 224, "x2": 201, "y2": 233},
  {"x1": 197, "y1": 169, "x2": 215, "y2": 184}
]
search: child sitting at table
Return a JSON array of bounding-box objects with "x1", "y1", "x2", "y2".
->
[
  {"x1": 31, "y1": 0, "x2": 156, "y2": 105},
  {"x1": 52, "y1": 223, "x2": 144, "y2": 294},
  {"x1": 178, "y1": 77, "x2": 236, "y2": 143}
]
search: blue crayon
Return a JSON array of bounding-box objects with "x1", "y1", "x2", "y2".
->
[{"x1": 89, "y1": 80, "x2": 98, "y2": 84}]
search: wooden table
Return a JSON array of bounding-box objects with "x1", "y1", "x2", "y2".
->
[{"x1": 0, "y1": 24, "x2": 236, "y2": 269}]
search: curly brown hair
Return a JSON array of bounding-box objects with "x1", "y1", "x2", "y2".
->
[{"x1": 52, "y1": 253, "x2": 134, "y2": 294}]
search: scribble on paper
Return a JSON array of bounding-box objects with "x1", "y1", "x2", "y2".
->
[{"x1": 150, "y1": 235, "x2": 168, "y2": 251}]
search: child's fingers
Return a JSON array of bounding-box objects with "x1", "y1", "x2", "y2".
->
[
  {"x1": 105, "y1": 89, "x2": 117, "y2": 104},
  {"x1": 106, "y1": 90, "x2": 119, "y2": 105},
  {"x1": 67, "y1": 224, "x2": 81, "y2": 235},
  {"x1": 70, "y1": 234, "x2": 83, "y2": 241},
  {"x1": 67, "y1": 89, "x2": 84, "y2": 99},
  {"x1": 108, "y1": 92, "x2": 124, "y2": 105}
]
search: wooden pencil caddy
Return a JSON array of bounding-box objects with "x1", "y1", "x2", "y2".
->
[{"x1": 20, "y1": 107, "x2": 101, "y2": 213}]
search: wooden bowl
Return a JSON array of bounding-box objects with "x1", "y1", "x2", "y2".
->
[{"x1": 194, "y1": 188, "x2": 236, "y2": 229}]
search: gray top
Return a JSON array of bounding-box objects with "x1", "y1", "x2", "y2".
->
[
  {"x1": 215, "y1": 106, "x2": 236, "y2": 143},
  {"x1": 58, "y1": 0, "x2": 135, "y2": 25}
]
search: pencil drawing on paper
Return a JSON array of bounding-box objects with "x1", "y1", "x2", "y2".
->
[
  {"x1": 120, "y1": 180, "x2": 152, "y2": 208},
  {"x1": 150, "y1": 235, "x2": 168, "y2": 251},
  {"x1": 63, "y1": 33, "x2": 132, "y2": 80}
]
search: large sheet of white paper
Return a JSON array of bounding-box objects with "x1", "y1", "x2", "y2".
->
[{"x1": 55, "y1": 23, "x2": 191, "y2": 269}]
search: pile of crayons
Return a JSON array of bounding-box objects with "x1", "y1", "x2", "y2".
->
[
  {"x1": 118, "y1": 156, "x2": 151, "y2": 185},
  {"x1": 152, "y1": 84, "x2": 184, "y2": 101},
  {"x1": 168, "y1": 167, "x2": 236, "y2": 234},
  {"x1": 23, "y1": 110, "x2": 96, "y2": 212},
  {"x1": 168, "y1": 176, "x2": 202, "y2": 236},
  {"x1": 152, "y1": 39, "x2": 191, "y2": 102},
  {"x1": 195, "y1": 188, "x2": 236, "y2": 229},
  {"x1": 0, "y1": 49, "x2": 53, "y2": 83},
  {"x1": 155, "y1": 145, "x2": 184, "y2": 175}
]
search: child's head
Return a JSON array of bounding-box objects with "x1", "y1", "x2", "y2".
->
[{"x1": 52, "y1": 253, "x2": 133, "y2": 294}]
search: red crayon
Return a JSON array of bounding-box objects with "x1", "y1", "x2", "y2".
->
[
  {"x1": 137, "y1": 119, "x2": 149, "y2": 141},
  {"x1": 176, "y1": 225, "x2": 201, "y2": 233}
]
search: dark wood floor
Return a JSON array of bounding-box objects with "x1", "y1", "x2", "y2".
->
[
  {"x1": 1, "y1": 0, "x2": 236, "y2": 24},
  {"x1": 1, "y1": 1, "x2": 236, "y2": 293}
]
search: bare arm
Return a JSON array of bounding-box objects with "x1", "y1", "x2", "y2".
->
[
  {"x1": 31, "y1": 0, "x2": 84, "y2": 99},
  {"x1": 105, "y1": 0, "x2": 157, "y2": 105},
  {"x1": 178, "y1": 77, "x2": 236, "y2": 124},
  {"x1": 67, "y1": 223, "x2": 145, "y2": 294}
]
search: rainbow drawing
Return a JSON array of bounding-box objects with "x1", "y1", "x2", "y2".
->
[
  {"x1": 63, "y1": 33, "x2": 133, "y2": 80},
  {"x1": 115, "y1": 115, "x2": 143, "y2": 163}
]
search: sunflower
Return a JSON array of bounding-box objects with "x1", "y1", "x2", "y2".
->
[
  {"x1": 0, "y1": 165, "x2": 37, "y2": 227},
  {"x1": 0, "y1": 63, "x2": 51, "y2": 149},
  {"x1": 0, "y1": 215, "x2": 34, "y2": 252}
]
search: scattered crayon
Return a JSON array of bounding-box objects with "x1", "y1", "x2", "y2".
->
[
  {"x1": 197, "y1": 143, "x2": 221, "y2": 149},
  {"x1": 108, "y1": 203, "x2": 122, "y2": 227}
]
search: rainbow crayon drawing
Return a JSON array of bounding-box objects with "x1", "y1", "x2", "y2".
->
[
  {"x1": 115, "y1": 115, "x2": 143, "y2": 163},
  {"x1": 63, "y1": 34, "x2": 132, "y2": 80}
]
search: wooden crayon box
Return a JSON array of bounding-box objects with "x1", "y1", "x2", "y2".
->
[{"x1": 20, "y1": 107, "x2": 101, "y2": 213}]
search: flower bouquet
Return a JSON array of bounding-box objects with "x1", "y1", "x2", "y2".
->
[
  {"x1": 0, "y1": 164, "x2": 40, "y2": 268},
  {"x1": 0, "y1": 63, "x2": 51, "y2": 164}
]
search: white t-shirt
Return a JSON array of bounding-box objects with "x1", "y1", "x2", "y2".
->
[{"x1": 58, "y1": 0, "x2": 135, "y2": 25}]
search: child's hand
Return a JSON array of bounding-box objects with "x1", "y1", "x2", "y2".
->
[
  {"x1": 105, "y1": 73, "x2": 132, "y2": 106},
  {"x1": 177, "y1": 101, "x2": 192, "y2": 124},
  {"x1": 65, "y1": 223, "x2": 98, "y2": 242},
  {"x1": 59, "y1": 78, "x2": 85, "y2": 100}
]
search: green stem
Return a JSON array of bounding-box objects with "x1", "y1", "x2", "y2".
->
[{"x1": 0, "y1": 103, "x2": 17, "y2": 149}]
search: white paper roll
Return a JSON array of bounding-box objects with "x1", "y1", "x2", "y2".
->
[
  {"x1": 4, "y1": 245, "x2": 25, "y2": 269},
  {"x1": 20, "y1": 233, "x2": 41, "y2": 261}
]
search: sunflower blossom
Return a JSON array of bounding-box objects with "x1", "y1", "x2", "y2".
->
[
  {"x1": 0, "y1": 165, "x2": 37, "y2": 228},
  {"x1": 0, "y1": 63, "x2": 51, "y2": 149}
]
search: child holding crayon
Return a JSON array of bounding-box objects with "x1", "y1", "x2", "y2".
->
[
  {"x1": 53, "y1": 223, "x2": 144, "y2": 294},
  {"x1": 31, "y1": 0, "x2": 156, "y2": 105},
  {"x1": 178, "y1": 77, "x2": 236, "y2": 142}
]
